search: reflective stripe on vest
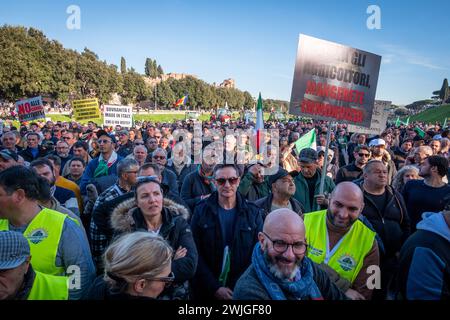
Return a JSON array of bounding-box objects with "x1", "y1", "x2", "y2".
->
[
  {"x1": 304, "y1": 210, "x2": 376, "y2": 284},
  {"x1": 28, "y1": 270, "x2": 69, "y2": 300},
  {"x1": 0, "y1": 208, "x2": 66, "y2": 275}
]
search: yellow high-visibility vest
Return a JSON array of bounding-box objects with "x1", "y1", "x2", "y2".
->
[
  {"x1": 304, "y1": 210, "x2": 376, "y2": 284},
  {"x1": 0, "y1": 208, "x2": 67, "y2": 275},
  {"x1": 28, "y1": 270, "x2": 69, "y2": 300}
]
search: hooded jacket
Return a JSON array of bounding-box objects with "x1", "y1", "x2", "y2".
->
[
  {"x1": 397, "y1": 212, "x2": 450, "y2": 300},
  {"x1": 110, "y1": 197, "x2": 198, "y2": 284}
]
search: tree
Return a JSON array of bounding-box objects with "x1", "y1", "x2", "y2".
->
[
  {"x1": 440, "y1": 78, "x2": 449, "y2": 103},
  {"x1": 145, "y1": 58, "x2": 152, "y2": 77},
  {"x1": 120, "y1": 57, "x2": 127, "y2": 74},
  {"x1": 157, "y1": 64, "x2": 164, "y2": 76}
]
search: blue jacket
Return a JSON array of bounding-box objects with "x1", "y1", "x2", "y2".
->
[
  {"x1": 397, "y1": 212, "x2": 450, "y2": 300},
  {"x1": 190, "y1": 191, "x2": 263, "y2": 300},
  {"x1": 79, "y1": 155, "x2": 123, "y2": 195}
]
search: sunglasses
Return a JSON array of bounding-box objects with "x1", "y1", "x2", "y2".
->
[
  {"x1": 143, "y1": 272, "x2": 175, "y2": 285},
  {"x1": 215, "y1": 177, "x2": 239, "y2": 186},
  {"x1": 134, "y1": 142, "x2": 144, "y2": 145},
  {"x1": 358, "y1": 153, "x2": 370, "y2": 158}
]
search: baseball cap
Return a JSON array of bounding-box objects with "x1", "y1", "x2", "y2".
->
[
  {"x1": 0, "y1": 149, "x2": 19, "y2": 162},
  {"x1": 316, "y1": 146, "x2": 335, "y2": 158},
  {"x1": 0, "y1": 231, "x2": 30, "y2": 270},
  {"x1": 96, "y1": 129, "x2": 117, "y2": 144},
  {"x1": 368, "y1": 138, "x2": 386, "y2": 147},
  {"x1": 268, "y1": 168, "x2": 299, "y2": 185},
  {"x1": 118, "y1": 130, "x2": 129, "y2": 137},
  {"x1": 299, "y1": 148, "x2": 318, "y2": 163}
]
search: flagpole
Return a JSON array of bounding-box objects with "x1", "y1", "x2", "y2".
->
[{"x1": 319, "y1": 121, "x2": 334, "y2": 195}]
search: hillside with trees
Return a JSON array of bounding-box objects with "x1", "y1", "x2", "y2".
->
[{"x1": 0, "y1": 25, "x2": 287, "y2": 111}]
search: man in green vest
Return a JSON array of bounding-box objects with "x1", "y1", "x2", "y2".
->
[
  {"x1": 0, "y1": 166, "x2": 95, "y2": 299},
  {"x1": 0, "y1": 230, "x2": 68, "y2": 300},
  {"x1": 304, "y1": 182, "x2": 380, "y2": 300}
]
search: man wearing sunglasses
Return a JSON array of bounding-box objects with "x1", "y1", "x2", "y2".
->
[
  {"x1": 233, "y1": 208, "x2": 347, "y2": 300},
  {"x1": 191, "y1": 164, "x2": 263, "y2": 300},
  {"x1": 335, "y1": 145, "x2": 371, "y2": 184}
]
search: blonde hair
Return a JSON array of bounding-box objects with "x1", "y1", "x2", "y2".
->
[{"x1": 103, "y1": 232, "x2": 173, "y2": 291}]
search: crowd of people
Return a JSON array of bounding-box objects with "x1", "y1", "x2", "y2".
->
[{"x1": 0, "y1": 116, "x2": 449, "y2": 301}]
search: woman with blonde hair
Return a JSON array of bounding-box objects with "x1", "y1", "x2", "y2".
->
[
  {"x1": 392, "y1": 165, "x2": 420, "y2": 194},
  {"x1": 87, "y1": 232, "x2": 174, "y2": 300}
]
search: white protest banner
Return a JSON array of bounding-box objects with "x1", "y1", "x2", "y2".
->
[
  {"x1": 103, "y1": 105, "x2": 133, "y2": 127},
  {"x1": 289, "y1": 34, "x2": 382, "y2": 128},
  {"x1": 15, "y1": 96, "x2": 45, "y2": 122},
  {"x1": 347, "y1": 100, "x2": 391, "y2": 135}
]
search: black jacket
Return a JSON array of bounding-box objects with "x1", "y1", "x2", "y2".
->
[
  {"x1": 190, "y1": 191, "x2": 264, "y2": 300},
  {"x1": 166, "y1": 162, "x2": 196, "y2": 193},
  {"x1": 181, "y1": 170, "x2": 216, "y2": 212},
  {"x1": 335, "y1": 162, "x2": 363, "y2": 184},
  {"x1": 86, "y1": 276, "x2": 156, "y2": 300},
  {"x1": 356, "y1": 180, "x2": 411, "y2": 259},
  {"x1": 19, "y1": 146, "x2": 48, "y2": 162},
  {"x1": 117, "y1": 140, "x2": 134, "y2": 157},
  {"x1": 110, "y1": 197, "x2": 198, "y2": 284},
  {"x1": 253, "y1": 194, "x2": 304, "y2": 219}
]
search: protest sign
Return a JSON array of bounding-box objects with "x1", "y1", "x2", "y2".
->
[
  {"x1": 289, "y1": 34, "x2": 382, "y2": 128},
  {"x1": 72, "y1": 98, "x2": 101, "y2": 121},
  {"x1": 103, "y1": 105, "x2": 133, "y2": 127},
  {"x1": 15, "y1": 96, "x2": 45, "y2": 122},
  {"x1": 347, "y1": 100, "x2": 391, "y2": 135}
]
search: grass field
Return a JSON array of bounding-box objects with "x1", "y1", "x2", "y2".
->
[{"x1": 408, "y1": 104, "x2": 450, "y2": 124}]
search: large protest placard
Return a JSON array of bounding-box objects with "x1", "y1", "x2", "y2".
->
[
  {"x1": 289, "y1": 34, "x2": 382, "y2": 128},
  {"x1": 15, "y1": 96, "x2": 45, "y2": 122},
  {"x1": 72, "y1": 98, "x2": 101, "y2": 121},
  {"x1": 103, "y1": 105, "x2": 133, "y2": 127},
  {"x1": 347, "y1": 100, "x2": 391, "y2": 135}
]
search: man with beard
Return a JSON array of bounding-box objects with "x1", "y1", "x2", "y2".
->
[
  {"x1": 233, "y1": 209, "x2": 347, "y2": 300},
  {"x1": 368, "y1": 139, "x2": 397, "y2": 185},
  {"x1": 403, "y1": 155, "x2": 450, "y2": 231},
  {"x1": 335, "y1": 145, "x2": 371, "y2": 184},
  {"x1": 304, "y1": 182, "x2": 379, "y2": 300},
  {"x1": 254, "y1": 168, "x2": 303, "y2": 219},
  {"x1": 30, "y1": 159, "x2": 79, "y2": 216}
]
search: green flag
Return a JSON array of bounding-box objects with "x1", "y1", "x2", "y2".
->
[
  {"x1": 414, "y1": 126, "x2": 425, "y2": 138},
  {"x1": 395, "y1": 116, "x2": 400, "y2": 127},
  {"x1": 443, "y1": 117, "x2": 447, "y2": 129},
  {"x1": 295, "y1": 129, "x2": 317, "y2": 155},
  {"x1": 405, "y1": 117, "x2": 410, "y2": 125}
]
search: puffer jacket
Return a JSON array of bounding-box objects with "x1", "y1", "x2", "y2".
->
[{"x1": 110, "y1": 197, "x2": 198, "y2": 299}]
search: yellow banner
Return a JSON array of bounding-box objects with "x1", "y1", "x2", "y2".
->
[{"x1": 72, "y1": 98, "x2": 101, "y2": 121}]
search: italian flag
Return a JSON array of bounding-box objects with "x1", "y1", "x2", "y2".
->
[{"x1": 256, "y1": 93, "x2": 264, "y2": 155}]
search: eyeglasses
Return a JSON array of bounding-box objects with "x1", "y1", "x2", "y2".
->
[
  {"x1": 143, "y1": 272, "x2": 175, "y2": 285},
  {"x1": 215, "y1": 177, "x2": 239, "y2": 186},
  {"x1": 153, "y1": 156, "x2": 166, "y2": 160},
  {"x1": 134, "y1": 142, "x2": 144, "y2": 146},
  {"x1": 98, "y1": 139, "x2": 112, "y2": 144},
  {"x1": 358, "y1": 153, "x2": 370, "y2": 158},
  {"x1": 262, "y1": 232, "x2": 308, "y2": 255}
]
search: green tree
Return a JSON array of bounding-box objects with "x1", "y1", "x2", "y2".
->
[
  {"x1": 157, "y1": 64, "x2": 164, "y2": 76},
  {"x1": 440, "y1": 78, "x2": 449, "y2": 102},
  {"x1": 120, "y1": 57, "x2": 127, "y2": 74},
  {"x1": 145, "y1": 58, "x2": 152, "y2": 77}
]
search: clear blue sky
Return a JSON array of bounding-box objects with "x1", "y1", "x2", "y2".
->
[{"x1": 1, "y1": 0, "x2": 449, "y2": 105}]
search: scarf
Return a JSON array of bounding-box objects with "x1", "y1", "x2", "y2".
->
[
  {"x1": 252, "y1": 242, "x2": 323, "y2": 300},
  {"x1": 94, "y1": 151, "x2": 118, "y2": 178}
]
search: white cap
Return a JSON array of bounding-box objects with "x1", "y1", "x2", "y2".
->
[{"x1": 368, "y1": 138, "x2": 386, "y2": 147}]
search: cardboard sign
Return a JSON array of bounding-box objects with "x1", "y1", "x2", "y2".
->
[
  {"x1": 103, "y1": 105, "x2": 133, "y2": 127},
  {"x1": 289, "y1": 34, "x2": 381, "y2": 128},
  {"x1": 72, "y1": 98, "x2": 101, "y2": 121},
  {"x1": 15, "y1": 96, "x2": 45, "y2": 122},
  {"x1": 347, "y1": 100, "x2": 391, "y2": 135}
]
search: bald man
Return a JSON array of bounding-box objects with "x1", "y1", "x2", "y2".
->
[
  {"x1": 304, "y1": 182, "x2": 379, "y2": 300},
  {"x1": 233, "y1": 208, "x2": 347, "y2": 300}
]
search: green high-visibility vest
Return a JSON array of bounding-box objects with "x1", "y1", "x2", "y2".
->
[
  {"x1": 304, "y1": 210, "x2": 376, "y2": 284},
  {"x1": 0, "y1": 208, "x2": 67, "y2": 276},
  {"x1": 28, "y1": 270, "x2": 69, "y2": 300}
]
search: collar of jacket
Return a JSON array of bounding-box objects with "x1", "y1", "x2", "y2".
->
[
  {"x1": 204, "y1": 191, "x2": 248, "y2": 215},
  {"x1": 15, "y1": 266, "x2": 36, "y2": 300},
  {"x1": 259, "y1": 193, "x2": 304, "y2": 214},
  {"x1": 110, "y1": 197, "x2": 190, "y2": 234}
]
